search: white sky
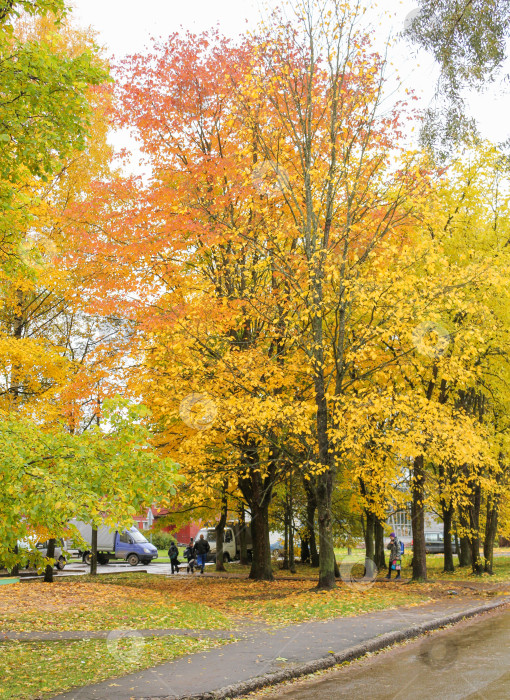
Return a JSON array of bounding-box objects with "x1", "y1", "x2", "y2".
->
[{"x1": 70, "y1": 0, "x2": 510, "y2": 152}]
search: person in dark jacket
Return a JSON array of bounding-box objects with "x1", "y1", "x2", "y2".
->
[
  {"x1": 193, "y1": 534, "x2": 210, "y2": 574},
  {"x1": 384, "y1": 532, "x2": 401, "y2": 580},
  {"x1": 184, "y1": 538, "x2": 196, "y2": 574},
  {"x1": 168, "y1": 542, "x2": 180, "y2": 574}
]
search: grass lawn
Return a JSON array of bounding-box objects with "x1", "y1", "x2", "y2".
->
[
  {"x1": 0, "y1": 635, "x2": 228, "y2": 700},
  {"x1": 156, "y1": 546, "x2": 186, "y2": 562},
  {"x1": 399, "y1": 551, "x2": 510, "y2": 582}
]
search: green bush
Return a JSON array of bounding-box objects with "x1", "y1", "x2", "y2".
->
[{"x1": 149, "y1": 531, "x2": 176, "y2": 550}]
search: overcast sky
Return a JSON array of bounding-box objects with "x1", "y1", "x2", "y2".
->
[{"x1": 70, "y1": 0, "x2": 510, "y2": 153}]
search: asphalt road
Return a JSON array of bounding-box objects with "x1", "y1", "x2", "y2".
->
[
  {"x1": 52, "y1": 559, "x2": 216, "y2": 577},
  {"x1": 264, "y1": 607, "x2": 510, "y2": 700}
]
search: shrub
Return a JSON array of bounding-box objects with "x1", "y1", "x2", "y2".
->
[{"x1": 149, "y1": 531, "x2": 176, "y2": 550}]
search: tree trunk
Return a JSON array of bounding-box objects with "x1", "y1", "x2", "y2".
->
[
  {"x1": 317, "y1": 468, "x2": 336, "y2": 589},
  {"x1": 364, "y1": 509, "x2": 376, "y2": 578},
  {"x1": 249, "y1": 498, "x2": 273, "y2": 580},
  {"x1": 304, "y1": 480, "x2": 319, "y2": 567},
  {"x1": 282, "y1": 502, "x2": 289, "y2": 570},
  {"x1": 215, "y1": 480, "x2": 228, "y2": 572},
  {"x1": 442, "y1": 502, "x2": 455, "y2": 573},
  {"x1": 454, "y1": 527, "x2": 460, "y2": 562},
  {"x1": 10, "y1": 545, "x2": 19, "y2": 577},
  {"x1": 44, "y1": 538, "x2": 56, "y2": 583},
  {"x1": 411, "y1": 455, "x2": 427, "y2": 581},
  {"x1": 238, "y1": 447, "x2": 275, "y2": 581},
  {"x1": 484, "y1": 495, "x2": 499, "y2": 575},
  {"x1": 374, "y1": 517, "x2": 386, "y2": 570},
  {"x1": 458, "y1": 507, "x2": 472, "y2": 567},
  {"x1": 238, "y1": 506, "x2": 248, "y2": 565},
  {"x1": 300, "y1": 537, "x2": 310, "y2": 563},
  {"x1": 469, "y1": 484, "x2": 483, "y2": 575},
  {"x1": 90, "y1": 527, "x2": 97, "y2": 576},
  {"x1": 288, "y1": 480, "x2": 296, "y2": 574}
]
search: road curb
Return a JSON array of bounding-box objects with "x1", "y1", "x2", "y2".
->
[{"x1": 165, "y1": 597, "x2": 509, "y2": 700}]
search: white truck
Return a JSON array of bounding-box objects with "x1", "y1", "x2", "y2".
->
[
  {"x1": 70, "y1": 520, "x2": 158, "y2": 566},
  {"x1": 196, "y1": 522, "x2": 253, "y2": 563}
]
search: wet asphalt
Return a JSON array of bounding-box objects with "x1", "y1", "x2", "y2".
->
[{"x1": 265, "y1": 607, "x2": 510, "y2": 700}]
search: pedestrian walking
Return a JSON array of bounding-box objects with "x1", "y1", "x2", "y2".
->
[
  {"x1": 384, "y1": 532, "x2": 401, "y2": 580},
  {"x1": 168, "y1": 541, "x2": 180, "y2": 574},
  {"x1": 193, "y1": 533, "x2": 210, "y2": 574},
  {"x1": 184, "y1": 538, "x2": 197, "y2": 574}
]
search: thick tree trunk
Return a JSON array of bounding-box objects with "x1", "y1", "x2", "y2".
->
[
  {"x1": 238, "y1": 506, "x2": 248, "y2": 565},
  {"x1": 288, "y1": 510, "x2": 296, "y2": 574},
  {"x1": 44, "y1": 538, "x2": 56, "y2": 583},
  {"x1": 458, "y1": 507, "x2": 472, "y2": 567},
  {"x1": 10, "y1": 545, "x2": 19, "y2": 577},
  {"x1": 300, "y1": 537, "x2": 310, "y2": 563},
  {"x1": 364, "y1": 510, "x2": 376, "y2": 578},
  {"x1": 282, "y1": 504, "x2": 289, "y2": 570},
  {"x1": 249, "y1": 498, "x2": 273, "y2": 580},
  {"x1": 312, "y1": 307, "x2": 336, "y2": 589},
  {"x1": 374, "y1": 517, "x2": 386, "y2": 570},
  {"x1": 304, "y1": 480, "x2": 319, "y2": 567},
  {"x1": 317, "y1": 468, "x2": 336, "y2": 589},
  {"x1": 215, "y1": 480, "x2": 228, "y2": 572},
  {"x1": 484, "y1": 496, "x2": 499, "y2": 575},
  {"x1": 442, "y1": 502, "x2": 455, "y2": 573},
  {"x1": 309, "y1": 526, "x2": 319, "y2": 567},
  {"x1": 469, "y1": 484, "x2": 483, "y2": 575},
  {"x1": 411, "y1": 455, "x2": 427, "y2": 581},
  {"x1": 453, "y1": 523, "x2": 460, "y2": 563},
  {"x1": 90, "y1": 528, "x2": 97, "y2": 576},
  {"x1": 238, "y1": 447, "x2": 275, "y2": 581},
  {"x1": 288, "y1": 480, "x2": 296, "y2": 573}
]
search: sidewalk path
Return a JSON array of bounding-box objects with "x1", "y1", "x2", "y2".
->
[{"x1": 52, "y1": 595, "x2": 510, "y2": 700}]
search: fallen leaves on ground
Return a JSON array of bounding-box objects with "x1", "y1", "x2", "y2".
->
[{"x1": 0, "y1": 579, "x2": 230, "y2": 632}]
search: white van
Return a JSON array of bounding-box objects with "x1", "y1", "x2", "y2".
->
[{"x1": 17, "y1": 538, "x2": 66, "y2": 570}]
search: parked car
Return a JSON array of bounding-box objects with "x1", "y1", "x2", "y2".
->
[
  {"x1": 18, "y1": 538, "x2": 66, "y2": 570},
  {"x1": 424, "y1": 532, "x2": 457, "y2": 554}
]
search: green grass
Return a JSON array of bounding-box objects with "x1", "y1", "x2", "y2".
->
[
  {"x1": 399, "y1": 552, "x2": 510, "y2": 582},
  {"x1": 156, "y1": 546, "x2": 186, "y2": 562},
  {"x1": 0, "y1": 635, "x2": 229, "y2": 700}
]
